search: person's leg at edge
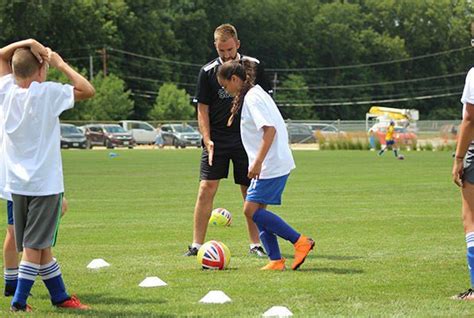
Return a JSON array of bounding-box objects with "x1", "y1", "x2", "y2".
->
[
  {"x1": 454, "y1": 181, "x2": 474, "y2": 300},
  {"x1": 244, "y1": 201, "x2": 284, "y2": 270},
  {"x1": 3, "y1": 224, "x2": 18, "y2": 296},
  {"x1": 192, "y1": 180, "x2": 220, "y2": 249},
  {"x1": 4, "y1": 200, "x2": 18, "y2": 296}
]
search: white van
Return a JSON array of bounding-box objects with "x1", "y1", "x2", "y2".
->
[{"x1": 118, "y1": 120, "x2": 157, "y2": 145}]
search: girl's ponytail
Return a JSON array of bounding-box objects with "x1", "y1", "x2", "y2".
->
[{"x1": 228, "y1": 60, "x2": 256, "y2": 126}]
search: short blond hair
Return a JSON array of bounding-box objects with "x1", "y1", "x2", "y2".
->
[
  {"x1": 214, "y1": 24, "x2": 238, "y2": 42},
  {"x1": 12, "y1": 48, "x2": 41, "y2": 79}
]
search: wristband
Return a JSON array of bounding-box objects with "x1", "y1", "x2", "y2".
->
[{"x1": 455, "y1": 156, "x2": 464, "y2": 160}]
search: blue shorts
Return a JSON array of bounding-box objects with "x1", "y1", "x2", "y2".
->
[
  {"x1": 246, "y1": 174, "x2": 289, "y2": 205},
  {"x1": 386, "y1": 140, "x2": 395, "y2": 146},
  {"x1": 7, "y1": 200, "x2": 13, "y2": 225}
]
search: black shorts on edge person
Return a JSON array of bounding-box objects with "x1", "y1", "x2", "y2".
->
[{"x1": 200, "y1": 140, "x2": 251, "y2": 186}]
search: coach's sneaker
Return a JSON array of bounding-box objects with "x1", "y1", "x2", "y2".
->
[
  {"x1": 451, "y1": 288, "x2": 474, "y2": 300},
  {"x1": 260, "y1": 258, "x2": 286, "y2": 271},
  {"x1": 249, "y1": 245, "x2": 267, "y2": 257},
  {"x1": 56, "y1": 295, "x2": 90, "y2": 310},
  {"x1": 183, "y1": 246, "x2": 199, "y2": 257},
  {"x1": 291, "y1": 235, "x2": 315, "y2": 270},
  {"x1": 10, "y1": 303, "x2": 32, "y2": 312}
]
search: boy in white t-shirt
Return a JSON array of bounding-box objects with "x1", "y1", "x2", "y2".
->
[
  {"x1": 1, "y1": 123, "x2": 68, "y2": 298},
  {"x1": 0, "y1": 39, "x2": 94, "y2": 311},
  {"x1": 217, "y1": 61, "x2": 315, "y2": 271}
]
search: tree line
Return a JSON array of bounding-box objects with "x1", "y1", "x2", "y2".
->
[{"x1": 0, "y1": 0, "x2": 472, "y2": 121}]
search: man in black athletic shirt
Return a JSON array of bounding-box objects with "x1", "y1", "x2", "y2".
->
[{"x1": 184, "y1": 24, "x2": 271, "y2": 257}]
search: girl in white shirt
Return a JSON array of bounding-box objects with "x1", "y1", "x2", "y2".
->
[{"x1": 217, "y1": 61, "x2": 315, "y2": 270}]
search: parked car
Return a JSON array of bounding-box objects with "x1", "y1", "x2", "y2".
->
[
  {"x1": 160, "y1": 123, "x2": 202, "y2": 148},
  {"x1": 371, "y1": 124, "x2": 417, "y2": 147},
  {"x1": 286, "y1": 123, "x2": 316, "y2": 144},
  {"x1": 81, "y1": 124, "x2": 135, "y2": 149},
  {"x1": 118, "y1": 120, "x2": 158, "y2": 145},
  {"x1": 304, "y1": 123, "x2": 346, "y2": 137},
  {"x1": 60, "y1": 124, "x2": 87, "y2": 149}
]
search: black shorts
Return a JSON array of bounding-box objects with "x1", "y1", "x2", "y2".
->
[
  {"x1": 200, "y1": 142, "x2": 251, "y2": 186},
  {"x1": 463, "y1": 148, "x2": 474, "y2": 184}
]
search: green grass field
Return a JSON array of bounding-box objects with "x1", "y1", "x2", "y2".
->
[{"x1": 0, "y1": 149, "x2": 472, "y2": 317}]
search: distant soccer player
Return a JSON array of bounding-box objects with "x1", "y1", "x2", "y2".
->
[
  {"x1": 378, "y1": 120, "x2": 400, "y2": 158},
  {"x1": 185, "y1": 24, "x2": 271, "y2": 257},
  {"x1": 452, "y1": 49, "x2": 474, "y2": 300},
  {"x1": 216, "y1": 61, "x2": 315, "y2": 270},
  {"x1": 0, "y1": 39, "x2": 94, "y2": 311}
]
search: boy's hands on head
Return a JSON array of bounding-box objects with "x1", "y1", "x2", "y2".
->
[
  {"x1": 49, "y1": 51, "x2": 65, "y2": 69},
  {"x1": 28, "y1": 39, "x2": 47, "y2": 64}
]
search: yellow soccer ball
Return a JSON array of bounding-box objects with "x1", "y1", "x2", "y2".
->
[{"x1": 208, "y1": 208, "x2": 232, "y2": 226}]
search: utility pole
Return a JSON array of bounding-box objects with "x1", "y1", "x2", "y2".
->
[
  {"x1": 100, "y1": 47, "x2": 107, "y2": 76},
  {"x1": 89, "y1": 55, "x2": 94, "y2": 81},
  {"x1": 272, "y1": 72, "x2": 279, "y2": 98}
]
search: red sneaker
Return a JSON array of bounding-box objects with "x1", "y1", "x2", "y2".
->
[{"x1": 56, "y1": 295, "x2": 91, "y2": 310}]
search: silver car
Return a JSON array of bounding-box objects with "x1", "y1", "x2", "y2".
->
[{"x1": 160, "y1": 124, "x2": 202, "y2": 148}]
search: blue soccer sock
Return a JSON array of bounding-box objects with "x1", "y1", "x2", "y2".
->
[
  {"x1": 252, "y1": 208, "x2": 300, "y2": 244},
  {"x1": 12, "y1": 261, "x2": 39, "y2": 308},
  {"x1": 256, "y1": 223, "x2": 281, "y2": 260},
  {"x1": 394, "y1": 149, "x2": 399, "y2": 157},
  {"x1": 466, "y1": 232, "x2": 474, "y2": 288},
  {"x1": 39, "y1": 259, "x2": 69, "y2": 305},
  {"x1": 4, "y1": 267, "x2": 18, "y2": 293}
]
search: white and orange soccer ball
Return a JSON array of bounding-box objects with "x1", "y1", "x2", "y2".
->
[
  {"x1": 208, "y1": 208, "x2": 232, "y2": 226},
  {"x1": 197, "y1": 240, "x2": 231, "y2": 270}
]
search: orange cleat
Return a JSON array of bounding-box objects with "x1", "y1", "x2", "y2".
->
[
  {"x1": 291, "y1": 235, "x2": 315, "y2": 270},
  {"x1": 260, "y1": 258, "x2": 286, "y2": 271},
  {"x1": 56, "y1": 295, "x2": 91, "y2": 310}
]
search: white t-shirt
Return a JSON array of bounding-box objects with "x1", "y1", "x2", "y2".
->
[
  {"x1": 0, "y1": 74, "x2": 74, "y2": 196},
  {"x1": 0, "y1": 75, "x2": 12, "y2": 200},
  {"x1": 240, "y1": 85, "x2": 295, "y2": 179},
  {"x1": 461, "y1": 68, "x2": 474, "y2": 149},
  {"x1": 461, "y1": 67, "x2": 474, "y2": 119}
]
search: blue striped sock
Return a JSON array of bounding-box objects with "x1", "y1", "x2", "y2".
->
[
  {"x1": 4, "y1": 267, "x2": 18, "y2": 290},
  {"x1": 466, "y1": 232, "x2": 474, "y2": 288},
  {"x1": 252, "y1": 208, "x2": 300, "y2": 244},
  {"x1": 39, "y1": 259, "x2": 69, "y2": 305},
  {"x1": 11, "y1": 261, "x2": 39, "y2": 308},
  {"x1": 256, "y1": 224, "x2": 281, "y2": 260}
]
